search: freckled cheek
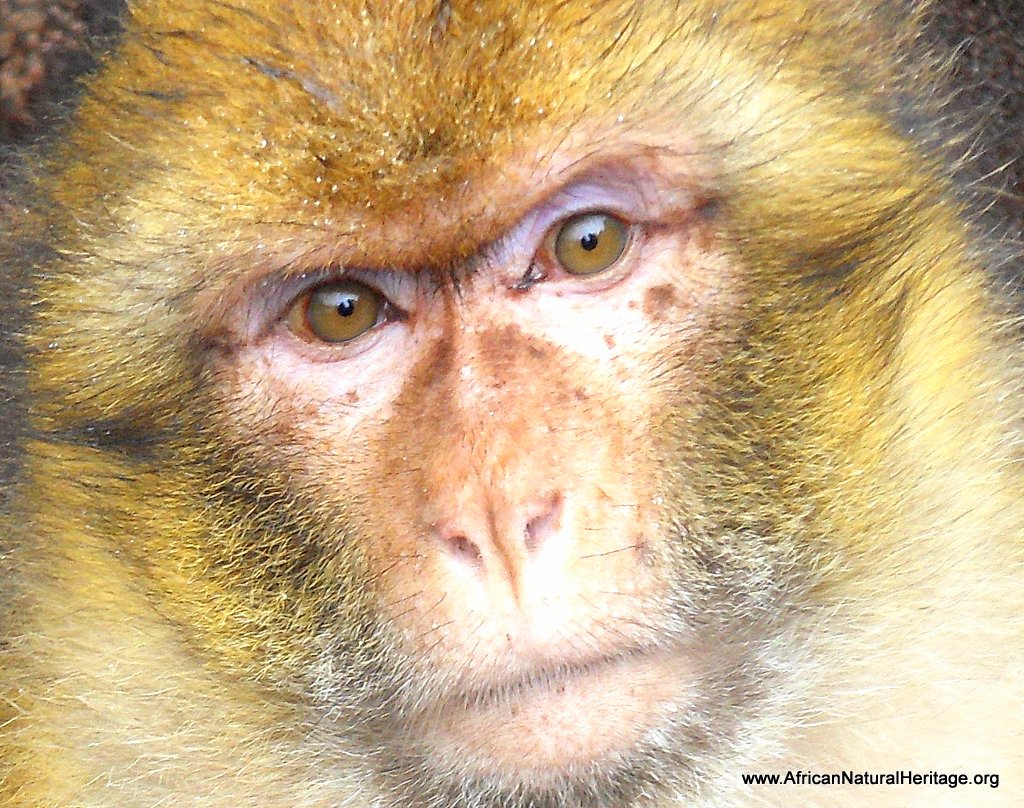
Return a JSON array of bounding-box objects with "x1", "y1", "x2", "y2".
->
[
  {"x1": 209, "y1": 339, "x2": 415, "y2": 480},
  {"x1": 523, "y1": 252, "x2": 725, "y2": 370},
  {"x1": 210, "y1": 341, "x2": 441, "y2": 519},
  {"x1": 636, "y1": 248, "x2": 733, "y2": 330}
]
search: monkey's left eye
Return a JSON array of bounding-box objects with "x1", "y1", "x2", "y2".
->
[
  {"x1": 287, "y1": 279, "x2": 387, "y2": 344},
  {"x1": 552, "y1": 212, "x2": 631, "y2": 276}
]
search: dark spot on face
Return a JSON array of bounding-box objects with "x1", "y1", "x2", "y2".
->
[
  {"x1": 691, "y1": 219, "x2": 717, "y2": 252},
  {"x1": 604, "y1": 335, "x2": 616, "y2": 349},
  {"x1": 574, "y1": 387, "x2": 589, "y2": 402},
  {"x1": 479, "y1": 323, "x2": 549, "y2": 364},
  {"x1": 345, "y1": 390, "x2": 360, "y2": 404},
  {"x1": 421, "y1": 339, "x2": 454, "y2": 388},
  {"x1": 643, "y1": 284, "x2": 677, "y2": 319},
  {"x1": 633, "y1": 534, "x2": 655, "y2": 565}
]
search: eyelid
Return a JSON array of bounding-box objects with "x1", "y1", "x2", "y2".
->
[
  {"x1": 485, "y1": 181, "x2": 650, "y2": 274},
  {"x1": 272, "y1": 278, "x2": 412, "y2": 362},
  {"x1": 533, "y1": 212, "x2": 643, "y2": 289},
  {"x1": 537, "y1": 184, "x2": 647, "y2": 232},
  {"x1": 237, "y1": 267, "x2": 412, "y2": 348}
]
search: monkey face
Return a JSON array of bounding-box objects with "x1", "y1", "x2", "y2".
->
[
  {"x1": 190, "y1": 151, "x2": 818, "y2": 804},
  {"x1": 15, "y1": 1, "x2": 994, "y2": 807}
]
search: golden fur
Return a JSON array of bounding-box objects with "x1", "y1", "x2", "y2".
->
[{"x1": 1, "y1": 1, "x2": 1021, "y2": 806}]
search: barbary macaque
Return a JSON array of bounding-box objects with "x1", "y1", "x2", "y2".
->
[{"x1": 0, "y1": 1, "x2": 1021, "y2": 806}]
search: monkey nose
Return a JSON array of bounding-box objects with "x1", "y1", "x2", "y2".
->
[
  {"x1": 433, "y1": 492, "x2": 564, "y2": 591},
  {"x1": 524, "y1": 491, "x2": 563, "y2": 552}
]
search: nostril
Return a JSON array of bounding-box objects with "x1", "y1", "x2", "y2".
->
[
  {"x1": 443, "y1": 532, "x2": 484, "y2": 566},
  {"x1": 524, "y1": 492, "x2": 563, "y2": 552}
]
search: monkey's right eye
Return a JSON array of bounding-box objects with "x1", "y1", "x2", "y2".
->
[
  {"x1": 287, "y1": 279, "x2": 386, "y2": 344},
  {"x1": 552, "y1": 212, "x2": 631, "y2": 276}
]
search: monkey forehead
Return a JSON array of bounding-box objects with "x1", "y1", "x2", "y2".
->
[
  {"x1": 47, "y1": 0, "x2": 916, "y2": 268},
  {"x1": 62, "y1": 3, "x2": 643, "y2": 195}
]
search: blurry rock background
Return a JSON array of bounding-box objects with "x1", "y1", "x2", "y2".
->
[{"x1": 0, "y1": 0, "x2": 122, "y2": 146}]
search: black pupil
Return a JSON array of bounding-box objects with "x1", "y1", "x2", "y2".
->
[
  {"x1": 580, "y1": 231, "x2": 600, "y2": 251},
  {"x1": 336, "y1": 296, "x2": 357, "y2": 317}
]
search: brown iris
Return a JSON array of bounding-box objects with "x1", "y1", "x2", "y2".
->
[
  {"x1": 553, "y1": 212, "x2": 630, "y2": 276},
  {"x1": 289, "y1": 279, "x2": 384, "y2": 344}
]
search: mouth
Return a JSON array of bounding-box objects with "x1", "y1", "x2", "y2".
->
[
  {"x1": 417, "y1": 647, "x2": 691, "y2": 778},
  {"x1": 460, "y1": 647, "x2": 649, "y2": 709}
]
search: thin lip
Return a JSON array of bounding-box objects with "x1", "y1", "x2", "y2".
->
[{"x1": 446, "y1": 645, "x2": 658, "y2": 711}]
